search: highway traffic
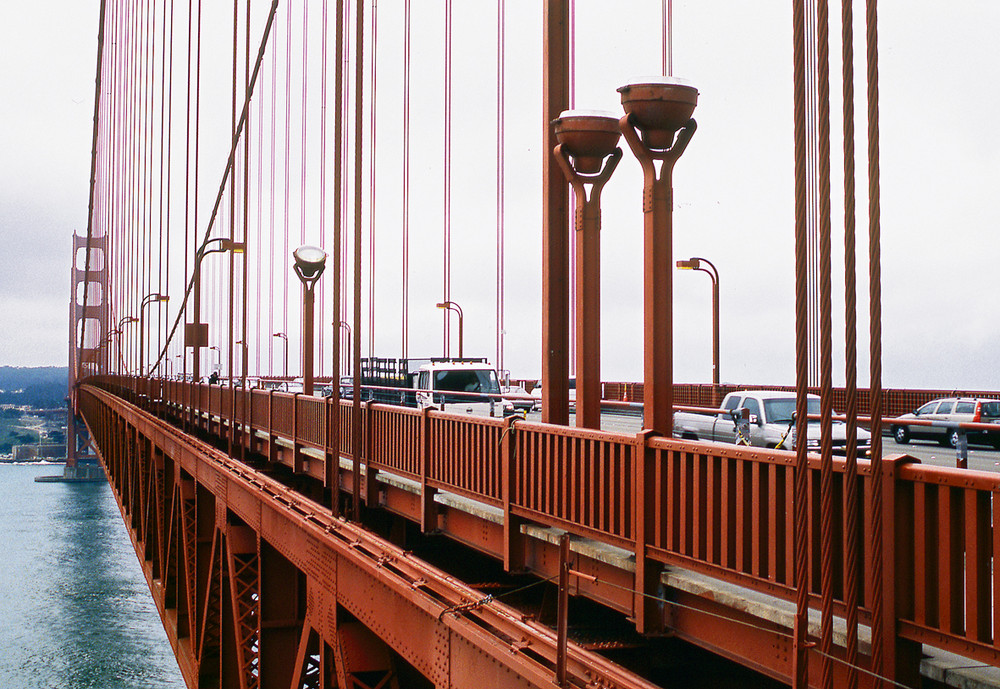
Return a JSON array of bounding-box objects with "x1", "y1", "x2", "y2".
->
[{"x1": 518, "y1": 409, "x2": 1000, "y2": 473}]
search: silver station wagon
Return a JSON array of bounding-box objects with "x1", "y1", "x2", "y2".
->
[{"x1": 891, "y1": 397, "x2": 1000, "y2": 449}]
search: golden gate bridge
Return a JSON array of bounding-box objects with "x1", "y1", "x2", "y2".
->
[{"x1": 66, "y1": 1, "x2": 1000, "y2": 687}]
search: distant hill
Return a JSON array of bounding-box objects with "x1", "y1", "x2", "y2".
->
[{"x1": 0, "y1": 367, "x2": 68, "y2": 408}]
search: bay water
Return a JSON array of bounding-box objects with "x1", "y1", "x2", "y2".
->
[{"x1": 0, "y1": 463, "x2": 186, "y2": 689}]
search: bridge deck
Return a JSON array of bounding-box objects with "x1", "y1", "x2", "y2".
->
[{"x1": 78, "y1": 377, "x2": 1000, "y2": 687}]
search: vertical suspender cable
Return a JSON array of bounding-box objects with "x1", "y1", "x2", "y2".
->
[
  {"x1": 495, "y1": 0, "x2": 505, "y2": 376},
  {"x1": 333, "y1": 0, "x2": 343, "y2": 401},
  {"x1": 194, "y1": 0, "x2": 202, "y2": 377},
  {"x1": 402, "y1": 0, "x2": 410, "y2": 358},
  {"x1": 161, "y1": 0, "x2": 173, "y2": 374},
  {"x1": 442, "y1": 0, "x2": 452, "y2": 356},
  {"x1": 333, "y1": 0, "x2": 343, "y2": 380},
  {"x1": 840, "y1": 0, "x2": 861, "y2": 684},
  {"x1": 342, "y1": 0, "x2": 352, "y2": 376},
  {"x1": 568, "y1": 0, "x2": 575, "y2": 377},
  {"x1": 240, "y1": 0, "x2": 250, "y2": 399},
  {"x1": 283, "y1": 0, "x2": 292, "y2": 359},
  {"x1": 662, "y1": 0, "x2": 672, "y2": 76},
  {"x1": 269, "y1": 16, "x2": 277, "y2": 374},
  {"x1": 368, "y1": 1, "x2": 378, "y2": 358},
  {"x1": 255, "y1": 7, "x2": 265, "y2": 377},
  {"x1": 228, "y1": 0, "x2": 238, "y2": 393},
  {"x1": 866, "y1": 0, "x2": 886, "y2": 678},
  {"x1": 301, "y1": 0, "x2": 310, "y2": 247},
  {"x1": 352, "y1": 0, "x2": 365, "y2": 521},
  {"x1": 814, "y1": 1, "x2": 837, "y2": 686},
  {"x1": 790, "y1": 0, "x2": 810, "y2": 685},
  {"x1": 182, "y1": 0, "x2": 193, "y2": 379},
  {"x1": 141, "y1": 0, "x2": 151, "y2": 374},
  {"x1": 319, "y1": 0, "x2": 330, "y2": 377}
]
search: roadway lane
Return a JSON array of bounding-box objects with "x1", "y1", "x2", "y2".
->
[
  {"x1": 882, "y1": 437, "x2": 1000, "y2": 472},
  {"x1": 519, "y1": 410, "x2": 1000, "y2": 473}
]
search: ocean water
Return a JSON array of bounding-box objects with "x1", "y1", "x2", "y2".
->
[{"x1": 0, "y1": 464, "x2": 186, "y2": 689}]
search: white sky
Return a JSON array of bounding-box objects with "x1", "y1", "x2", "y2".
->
[{"x1": 2, "y1": 1, "x2": 999, "y2": 391}]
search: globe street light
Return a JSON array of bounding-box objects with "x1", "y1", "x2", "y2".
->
[
  {"x1": 293, "y1": 245, "x2": 328, "y2": 396},
  {"x1": 677, "y1": 257, "x2": 720, "y2": 396},
  {"x1": 618, "y1": 76, "x2": 698, "y2": 434},
  {"x1": 552, "y1": 109, "x2": 622, "y2": 429},
  {"x1": 435, "y1": 301, "x2": 464, "y2": 359}
]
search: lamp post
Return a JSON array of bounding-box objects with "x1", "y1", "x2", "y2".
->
[
  {"x1": 677, "y1": 257, "x2": 720, "y2": 396},
  {"x1": 117, "y1": 316, "x2": 138, "y2": 373},
  {"x1": 273, "y1": 332, "x2": 288, "y2": 379},
  {"x1": 188, "y1": 238, "x2": 245, "y2": 383},
  {"x1": 435, "y1": 301, "x2": 464, "y2": 359},
  {"x1": 338, "y1": 320, "x2": 352, "y2": 375},
  {"x1": 235, "y1": 340, "x2": 249, "y2": 381},
  {"x1": 99, "y1": 328, "x2": 121, "y2": 375},
  {"x1": 139, "y1": 293, "x2": 169, "y2": 376},
  {"x1": 552, "y1": 109, "x2": 622, "y2": 429},
  {"x1": 618, "y1": 76, "x2": 698, "y2": 434},
  {"x1": 209, "y1": 345, "x2": 221, "y2": 376},
  {"x1": 293, "y1": 245, "x2": 328, "y2": 396}
]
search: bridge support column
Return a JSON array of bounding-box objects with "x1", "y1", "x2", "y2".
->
[
  {"x1": 259, "y1": 541, "x2": 306, "y2": 688},
  {"x1": 541, "y1": 0, "x2": 571, "y2": 426}
]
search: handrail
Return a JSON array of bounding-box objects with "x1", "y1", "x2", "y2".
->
[{"x1": 88, "y1": 374, "x2": 1000, "y2": 667}]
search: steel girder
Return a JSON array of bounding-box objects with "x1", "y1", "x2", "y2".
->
[{"x1": 79, "y1": 384, "x2": 660, "y2": 689}]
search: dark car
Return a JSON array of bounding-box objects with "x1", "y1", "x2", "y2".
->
[{"x1": 891, "y1": 397, "x2": 1000, "y2": 449}]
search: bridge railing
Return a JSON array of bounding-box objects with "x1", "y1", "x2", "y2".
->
[
  {"x1": 602, "y1": 381, "x2": 1000, "y2": 418},
  {"x1": 96, "y1": 375, "x2": 1000, "y2": 666}
]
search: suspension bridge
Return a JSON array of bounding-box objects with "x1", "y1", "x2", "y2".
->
[{"x1": 66, "y1": 1, "x2": 1000, "y2": 687}]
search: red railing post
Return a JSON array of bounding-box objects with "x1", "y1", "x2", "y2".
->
[
  {"x1": 634, "y1": 429, "x2": 664, "y2": 634},
  {"x1": 267, "y1": 389, "x2": 278, "y2": 464},
  {"x1": 364, "y1": 402, "x2": 378, "y2": 508},
  {"x1": 292, "y1": 393, "x2": 304, "y2": 474},
  {"x1": 324, "y1": 395, "x2": 340, "y2": 515},
  {"x1": 502, "y1": 416, "x2": 524, "y2": 572},
  {"x1": 880, "y1": 455, "x2": 921, "y2": 686},
  {"x1": 419, "y1": 407, "x2": 437, "y2": 533}
]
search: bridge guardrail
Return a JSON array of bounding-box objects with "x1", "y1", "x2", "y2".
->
[{"x1": 91, "y1": 375, "x2": 1000, "y2": 669}]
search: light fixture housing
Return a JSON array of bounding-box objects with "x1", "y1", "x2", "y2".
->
[
  {"x1": 618, "y1": 76, "x2": 698, "y2": 150},
  {"x1": 293, "y1": 245, "x2": 328, "y2": 283},
  {"x1": 552, "y1": 109, "x2": 621, "y2": 174}
]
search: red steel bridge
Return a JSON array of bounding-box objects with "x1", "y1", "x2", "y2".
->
[{"x1": 68, "y1": 1, "x2": 1000, "y2": 688}]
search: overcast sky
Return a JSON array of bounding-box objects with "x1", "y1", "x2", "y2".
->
[{"x1": 2, "y1": 1, "x2": 999, "y2": 392}]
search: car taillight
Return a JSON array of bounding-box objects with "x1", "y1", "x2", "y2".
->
[{"x1": 974, "y1": 402, "x2": 981, "y2": 423}]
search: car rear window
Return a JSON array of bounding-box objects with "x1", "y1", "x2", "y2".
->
[
  {"x1": 981, "y1": 401, "x2": 1000, "y2": 418},
  {"x1": 956, "y1": 401, "x2": 976, "y2": 414}
]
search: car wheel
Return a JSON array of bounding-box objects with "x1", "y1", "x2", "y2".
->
[
  {"x1": 892, "y1": 426, "x2": 910, "y2": 444},
  {"x1": 941, "y1": 430, "x2": 960, "y2": 449}
]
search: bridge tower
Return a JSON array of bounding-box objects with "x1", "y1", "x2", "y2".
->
[{"x1": 61, "y1": 232, "x2": 108, "y2": 481}]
